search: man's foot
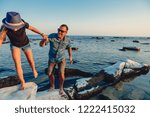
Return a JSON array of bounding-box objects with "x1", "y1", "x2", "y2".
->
[
  {"x1": 59, "y1": 89, "x2": 64, "y2": 96},
  {"x1": 33, "y1": 70, "x2": 38, "y2": 78}
]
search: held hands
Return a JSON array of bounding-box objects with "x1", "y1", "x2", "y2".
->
[{"x1": 39, "y1": 33, "x2": 49, "y2": 47}]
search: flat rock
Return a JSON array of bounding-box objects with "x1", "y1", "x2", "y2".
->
[
  {"x1": 0, "y1": 82, "x2": 37, "y2": 100},
  {"x1": 36, "y1": 89, "x2": 69, "y2": 100}
]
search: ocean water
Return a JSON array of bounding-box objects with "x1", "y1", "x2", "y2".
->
[{"x1": 0, "y1": 35, "x2": 150, "y2": 99}]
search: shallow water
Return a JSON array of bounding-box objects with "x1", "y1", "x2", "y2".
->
[{"x1": 0, "y1": 35, "x2": 150, "y2": 99}]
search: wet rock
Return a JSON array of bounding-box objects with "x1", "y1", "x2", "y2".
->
[
  {"x1": 1, "y1": 59, "x2": 149, "y2": 100},
  {"x1": 70, "y1": 59, "x2": 149, "y2": 99},
  {"x1": 0, "y1": 82, "x2": 37, "y2": 100},
  {"x1": 111, "y1": 40, "x2": 115, "y2": 42},
  {"x1": 64, "y1": 86, "x2": 76, "y2": 99},
  {"x1": 133, "y1": 40, "x2": 139, "y2": 43},
  {"x1": 120, "y1": 47, "x2": 140, "y2": 51},
  {"x1": 0, "y1": 76, "x2": 20, "y2": 88},
  {"x1": 36, "y1": 89, "x2": 69, "y2": 100},
  {"x1": 140, "y1": 43, "x2": 150, "y2": 45},
  {"x1": 45, "y1": 68, "x2": 93, "y2": 77},
  {"x1": 0, "y1": 82, "x2": 69, "y2": 100}
]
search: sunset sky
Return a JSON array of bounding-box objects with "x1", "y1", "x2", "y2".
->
[{"x1": 0, "y1": 0, "x2": 150, "y2": 36}]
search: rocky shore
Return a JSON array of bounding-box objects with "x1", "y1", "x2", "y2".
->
[{"x1": 0, "y1": 59, "x2": 149, "y2": 100}]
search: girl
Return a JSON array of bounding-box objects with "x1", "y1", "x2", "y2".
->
[{"x1": 0, "y1": 11, "x2": 48, "y2": 90}]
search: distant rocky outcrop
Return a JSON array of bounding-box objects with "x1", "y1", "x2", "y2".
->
[
  {"x1": 133, "y1": 40, "x2": 140, "y2": 43},
  {"x1": 120, "y1": 47, "x2": 140, "y2": 51}
]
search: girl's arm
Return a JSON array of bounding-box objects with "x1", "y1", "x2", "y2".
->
[
  {"x1": 28, "y1": 25, "x2": 49, "y2": 41},
  {"x1": 0, "y1": 26, "x2": 7, "y2": 47}
]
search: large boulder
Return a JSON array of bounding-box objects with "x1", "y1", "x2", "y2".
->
[
  {"x1": 0, "y1": 82, "x2": 69, "y2": 100},
  {"x1": 66, "y1": 59, "x2": 149, "y2": 99}
]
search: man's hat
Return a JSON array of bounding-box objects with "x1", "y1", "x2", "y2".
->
[{"x1": 2, "y1": 11, "x2": 25, "y2": 29}]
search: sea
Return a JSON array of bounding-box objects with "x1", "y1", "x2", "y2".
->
[{"x1": 0, "y1": 35, "x2": 150, "y2": 99}]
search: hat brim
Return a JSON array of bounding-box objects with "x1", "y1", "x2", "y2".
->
[{"x1": 2, "y1": 18, "x2": 25, "y2": 29}]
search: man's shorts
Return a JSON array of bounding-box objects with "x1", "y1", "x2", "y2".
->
[
  {"x1": 48, "y1": 59, "x2": 66, "y2": 76},
  {"x1": 10, "y1": 43, "x2": 31, "y2": 51}
]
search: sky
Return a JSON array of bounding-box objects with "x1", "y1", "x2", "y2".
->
[{"x1": 0, "y1": 0, "x2": 150, "y2": 36}]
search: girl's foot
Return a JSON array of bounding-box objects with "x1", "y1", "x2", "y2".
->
[
  {"x1": 33, "y1": 70, "x2": 38, "y2": 78},
  {"x1": 49, "y1": 86, "x2": 55, "y2": 92},
  {"x1": 19, "y1": 83, "x2": 26, "y2": 90}
]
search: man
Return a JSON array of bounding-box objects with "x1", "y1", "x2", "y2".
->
[{"x1": 40, "y1": 24, "x2": 73, "y2": 95}]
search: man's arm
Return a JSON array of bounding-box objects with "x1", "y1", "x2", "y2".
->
[
  {"x1": 68, "y1": 47, "x2": 73, "y2": 64},
  {"x1": 0, "y1": 26, "x2": 7, "y2": 47}
]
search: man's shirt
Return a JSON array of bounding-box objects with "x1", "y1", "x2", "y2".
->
[{"x1": 48, "y1": 33, "x2": 71, "y2": 63}]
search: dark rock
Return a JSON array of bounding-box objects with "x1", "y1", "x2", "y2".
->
[
  {"x1": 0, "y1": 76, "x2": 20, "y2": 88},
  {"x1": 69, "y1": 60, "x2": 150, "y2": 99},
  {"x1": 45, "y1": 68, "x2": 93, "y2": 77},
  {"x1": 133, "y1": 40, "x2": 139, "y2": 43},
  {"x1": 140, "y1": 43, "x2": 150, "y2": 45},
  {"x1": 71, "y1": 47, "x2": 78, "y2": 51},
  {"x1": 111, "y1": 40, "x2": 115, "y2": 42},
  {"x1": 120, "y1": 47, "x2": 140, "y2": 51}
]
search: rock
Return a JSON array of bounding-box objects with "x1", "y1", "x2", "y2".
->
[
  {"x1": 1, "y1": 59, "x2": 149, "y2": 100},
  {"x1": 36, "y1": 89, "x2": 69, "y2": 100},
  {"x1": 140, "y1": 43, "x2": 150, "y2": 45},
  {"x1": 70, "y1": 59, "x2": 149, "y2": 99},
  {"x1": 120, "y1": 47, "x2": 140, "y2": 51},
  {"x1": 0, "y1": 82, "x2": 37, "y2": 100},
  {"x1": 111, "y1": 40, "x2": 115, "y2": 42},
  {"x1": 71, "y1": 47, "x2": 78, "y2": 51},
  {"x1": 64, "y1": 86, "x2": 76, "y2": 99},
  {"x1": 133, "y1": 40, "x2": 139, "y2": 43},
  {"x1": 0, "y1": 76, "x2": 20, "y2": 88},
  {"x1": 45, "y1": 68, "x2": 93, "y2": 77},
  {"x1": 0, "y1": 82, "x2": 69, "y2": 100}
]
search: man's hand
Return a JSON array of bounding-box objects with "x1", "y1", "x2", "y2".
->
[
  {"x1": 69, "y1": 56, "x2": 73, "y2": 64},
  {"x1": 39, "y1": 39, "x2": 47, "y2": 47}
]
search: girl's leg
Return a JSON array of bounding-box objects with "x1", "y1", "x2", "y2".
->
[
  {"x1": 23, "y1": 49, "x2": 38, "y2": 78},
  {"x1": 11, "y1": 47, "x2": 25, "y2": 90}
]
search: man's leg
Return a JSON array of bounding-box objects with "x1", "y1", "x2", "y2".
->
[
  {"x1": 58, "y1": 59, "x2": 66, "y2": 95},
  {"x1": 48, "y1": 61, "x2": 56, "y2": 90},
  {"x1": 11, "y1": 47, "x2": 25, "y2": 90},
  {"x1": 24, "y1": 49, "x2": 38, "y2": 78}
]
